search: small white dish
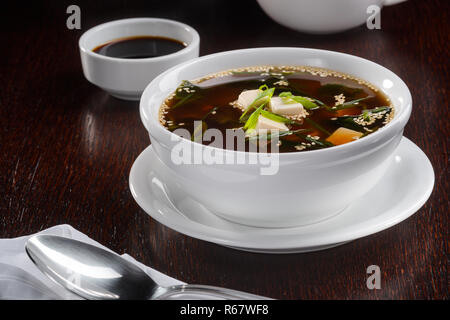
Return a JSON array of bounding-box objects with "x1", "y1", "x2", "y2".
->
[
  {"x1": 129, "y1": 137, "x2": 434, "y2": 253},
  {"x1": 256, "y1": 0, "x2": 408, "y2": 34},
  {"x1": 79, "y1": 18, "x2": 200, "y2": 100}
]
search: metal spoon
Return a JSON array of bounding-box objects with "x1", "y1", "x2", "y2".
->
[{"x1": 25, "y1": 235, "x2": 270, "y2": 300}]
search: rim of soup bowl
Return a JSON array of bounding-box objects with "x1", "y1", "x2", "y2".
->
[{"x1": 140, "y1": 47, "x2": 412, "y2": 161}]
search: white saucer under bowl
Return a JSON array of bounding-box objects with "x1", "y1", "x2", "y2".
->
[{"x1": 129, "y1": 137, "x2": 434, "y2": 254}]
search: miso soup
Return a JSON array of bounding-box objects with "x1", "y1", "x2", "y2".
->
[{"x1": 159, "y1": 66, "x2": 394, "y2": 153}]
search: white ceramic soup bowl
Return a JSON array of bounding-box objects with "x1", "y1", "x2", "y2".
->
[
  {"x1": 256, "y1": 0, "x2": 408, "y2": 34},
  {"x1": 140, "y1": 48, "x2": 412, "y2": 228},
  {"x1": 79, "y1": 18, "x2": 199, "y2": 100}
]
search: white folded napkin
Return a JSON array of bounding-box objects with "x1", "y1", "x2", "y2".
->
[{"x1": 0, "y1": 224, "x2": 184, "y2": 300}]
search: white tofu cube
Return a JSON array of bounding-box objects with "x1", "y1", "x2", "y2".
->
[
  {"x1": 237, "y1": 89, "x2": 260, "y2": 108},
  {"x1": 255, "y1": 115, "x2": 289, "y2": 132},
  {"x1": 269, "y1": 97, "x2": 304, "y2": 116}
]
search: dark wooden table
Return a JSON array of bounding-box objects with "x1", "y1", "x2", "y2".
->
[{"x1": 1, "y1": 0, "x2": 448, "y2": 299}]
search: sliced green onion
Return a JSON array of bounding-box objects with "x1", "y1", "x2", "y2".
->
[
  {"x1": 362, "y1": 110, "x2": 371, "y2": 121},
  {"x1": 279, "y1": 91, "x2": 320, "y2": 110},
  {"x1": 243, "y1": 104, "x2": 265, "y2": 132},
  {"x1": 191, "y1": 121, "x2": 207, "y2": 141},
  {"x1": 333, "y1": 97, "x2": 371, "y2": 111},
  {"x1": 260, "y1": 109, "x2": 293, "y2": 124}
]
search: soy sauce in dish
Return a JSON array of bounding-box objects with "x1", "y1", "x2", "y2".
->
[{"x1": 92, "y1": 36, "x2": 186, "y2": 59}]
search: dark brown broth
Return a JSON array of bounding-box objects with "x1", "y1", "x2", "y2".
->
[
  {"x1": 93, "y1": 36, "x2": 186, "y2": 59},
  {"x1": 161, "y1": 67, "x2": 392, "y2": 153}
]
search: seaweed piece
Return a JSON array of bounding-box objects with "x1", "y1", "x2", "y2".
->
[
  {"x1": 335, "y1": 107, "x2": 392, "y2": 132},
  {"x1": 318, "y1": 83, "x2": 364, "y2": 100}
]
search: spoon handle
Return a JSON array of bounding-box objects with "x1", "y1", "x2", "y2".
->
[{"x1": 156, "y1": 284, "x2": 272, "y2": 300}]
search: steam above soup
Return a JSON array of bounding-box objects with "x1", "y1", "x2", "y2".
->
[{"x1": 159, "y1": 66, "x2": 394, "y2": 153}]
